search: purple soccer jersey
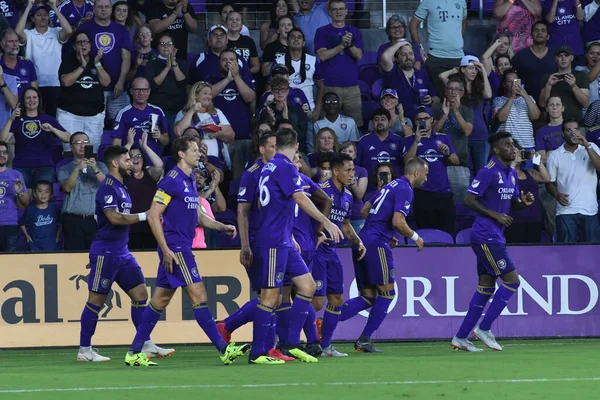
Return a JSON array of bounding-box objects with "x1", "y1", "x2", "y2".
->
[
  {"x1": 51, "y1": 0, "x2": 94, "y2": 28},
  {"x1": 468, "y1": 157, "x2": 520, "y2": 245},
  {"x1": 543, "y1": 0, "x2": 584, "y2": 56},
  {"x1": 314, "y1": 24, "x2": 363, "y2": 87},
  {"x1": 356, "y1": 132, "x2": 405, "y2": 176},
  {"x1": 11, "y1": 115, "x2": 64, "y2": 168},
  {"x1": 292, "y1": 172, "x2": 320, "y2": 255},
  {"x1": 112, "y1": 104, "x2": 168, "y2": 163},
  {"x1": 535, "y1": 124, "x2": 564, "y2": 152},
  {"x1": 403, "y1": 132, "x2": 455, "y2": 193},
  {"x1": 0, "y1": 56, "x2": 38, "y2": 98},
  {"x1": 0, "y1": 168, "x2": 27, "y2": 226},
  {"x1": 316, "y1": 178, "x2": 353, "y2": 253},
  {"x1": 237, "y1": 158, "x2": 265, "y2": 246}
]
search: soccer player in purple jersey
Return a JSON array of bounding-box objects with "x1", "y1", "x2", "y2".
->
[
  {"x1": 311, "y1": 153, "x2": 366, "y2": 357},
  {"x1": 249, "y1": 128, "x2": 343, "y2": 365},
  {"x1": 347, "y1": 157, "x2": 428, "y2": 353},
  {"x1": 451, "y1": 132, "x2": 535, "y2": 352},
  {"x1": 124, "y1": 137, "x2": 250, "y2": 367},
  {"x1": 78, "y1": 145, "x2": 174, "y2": 363}
]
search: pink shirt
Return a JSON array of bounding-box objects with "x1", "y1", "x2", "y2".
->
[
  {"x1": 496, "y1": 4, "x2": 538, "y2": 53},
  {"x1": 192, "y1": 197, "x2": 214, "y2": 249}
]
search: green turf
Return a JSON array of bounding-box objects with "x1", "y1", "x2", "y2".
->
[{"x1": 1, "y1": 340, "x2": 599, "y2": 399}]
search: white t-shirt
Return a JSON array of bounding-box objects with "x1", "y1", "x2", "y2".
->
[
  {"x1": 175, "y1": 108, "x2": 230, "y2": 159},
  {"x1": 24, "y1": 27, "x2": 65, "y2": 87},
  {"x1": 547, "y1": 143, "x2": 600, "y2": 216},
  {"x1": 275, "y1": 53, "x2": 322, "y2": 109}
]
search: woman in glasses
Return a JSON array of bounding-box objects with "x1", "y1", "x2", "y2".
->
[{"x1": 56, "y1": 31, "x2": 109, "y2": 154}]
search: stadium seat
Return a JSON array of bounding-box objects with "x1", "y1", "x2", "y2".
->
[
  {"x1": 455, "y1": 228, "x2": 472, "y2": 245},
  {"x1": 372, "y1": 79, "x2": 383, "y2": 99},
  {"x1": 358, "y1": 80, "x2": 372, "y2": 102},
  {"x1": 358, "y1": 64, "x2": 380, "y2": 87},
  {"x1": 357, "y1": 50, "x2": 377, "y2": 67},
  {"x1": 52, "y1": 183, "x2": 64, "y2": 209},
  {"x1": 455, "y1": 202, "x2": 476, "y2": 233},
  {"x1": 415, "y1": 229, "x2": 454, "y2": 244}
]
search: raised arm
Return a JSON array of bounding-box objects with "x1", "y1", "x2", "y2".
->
[{"x1": 51, "y1": 0, "x2": 73, "y2": 42}]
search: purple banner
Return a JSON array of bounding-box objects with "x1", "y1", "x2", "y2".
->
[{"x1": 333, "y1": 245, "x2": 600, "y2": 340}]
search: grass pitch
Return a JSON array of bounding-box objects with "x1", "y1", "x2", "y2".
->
[{"x1": 1, "y1": 339, "x2": 599, "y2": 399}]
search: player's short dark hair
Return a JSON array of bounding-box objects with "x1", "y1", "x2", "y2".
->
[
  {"x1": 447, "y1": 76, "x2": 465, "y2": 89},
  {"x1": 495, "y1": 54, "x2": 511, "y2": 67},
  {"x1": 70, "y1": 131, "x2": 89, "y2": 144},
  {"x1": 488, "y1": 131, "x2": 512, "y2": 148},
  {"x1": 275, "y1": 119, "x2": 293, "y2": 131},
  {"x1": 0, "y1": 140, "x2": 7, "y2": 150},
  {"x1": 404, "y1": 157, "x2": 428, "y2": 175},
  {"x1": 220, "y1": 49, "x2": 238, "y2": 60},
  {"x1": 103, "y1": 145, "x2": 129, "y2": 166},
  {"x1": 330, "y1": 153, "x2": 352, "y2": 169},
  {"x1": 276, "y1": 128, "x2": 297, "y2": 149},
  {"x1": 271, "y1": 75, "x2": 289, "y2": 90},
  {"x1": 258, "y1": 131, "x2": 276, "y2": 147},
  {"x1": 562, "y1": 117, "x2": 579, "y2": 132},
  {"x1": 35, "y1": 180, "x2": 53, "y2": 193},
  {"x1": 317, "y1": 151, "x2": 333, "y2": 168},
  {"x1": 372, "y1": 108, "x2": 391, "y2": 120},
  {"x1": 172, "y1": 136, "x2": 197, "y2": 160}
]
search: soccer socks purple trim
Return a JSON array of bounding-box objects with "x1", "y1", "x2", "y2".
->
[
  {"x1": 250, "y1": 303, "x2": 275, "y2": 359},
  {"x1": 130, "y1": 301, "x2": 163, "y2": 353},
  {"x1": 456, "y1": 286, "x2": 495, "y2": 339},
  {"x1": 303, "y1": 305, "x2": 319, "y2": 344},
  {"x1": 264, "y1": 312, "x2": 277, "y2": 352},
  {"x1": 320, "y1": 304, "x2": 342, "y2": 348},
  {"x1": 275, "y1": 302, "x2": 292, "y2": 348},
  {"x1": 287, "y1": 293, "x2": 312, "y2": 347},
  {"x1": 130, "y1": 300, "x2": 149, "y2": 341},
  {"x1": 340, "y1": 296, "x2": 375, "y2": 322},
  {"x1": 193, "y1": 302, "x2": 227, "y2": 353},
  {"x1": 360, "y1": 290, "x2": 395, "y2": 339},
  {"x1": 224, "y1": 298, "x2": 258, "y2": 333},
  {"x1": 80, "y1": 302, "x2": 102, "y2": 347},
  {"x1": 479, "y1": 283, "x2": 519, "y2": 331}
]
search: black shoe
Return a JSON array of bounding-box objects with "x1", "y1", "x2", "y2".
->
[
  {"x1": 305, "y1": 341, "x2": 323, "y2": 357},
  {"x1": 354, "y1": 336, "x2": 382, "y2": 353}
]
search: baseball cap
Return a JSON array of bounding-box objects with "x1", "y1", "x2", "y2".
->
[
  {"x1": 30, "y1": 4, "x2": 51, "y2": 16},
  {"x1": 380, "y1": 88, "x2": 399, "y2": 100},
  {"x1": 460, "y1": 55, "x2": 480, "y2": 67},
  {"x1": 271, "y1": 64, "x2": 289, "y2": 76},
  {"x1": 416, "y1": 105, "x2": 432, "y2": 116},
  {"x1": 208, "y1": 25, "x2": 228, "y2": 39},
  {"x1": 555, "y1": 44, "x2": 573, "y2": 56}
]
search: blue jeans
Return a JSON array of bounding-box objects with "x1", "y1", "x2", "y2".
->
[
  {"x1": 14, "y1": 166, "x2": 55, "y2": 189},
  {"x1": 468, "y1": 139, "x2": 489, "y2": 174},
  {"x1": 0, "y1": 225, "x2": 20, "y2": 252},
  {"x1": 556, "y1": 213, "x2": 600, "y2": 243}
]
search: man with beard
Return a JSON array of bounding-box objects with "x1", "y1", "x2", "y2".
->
[
  {"x1": 451, "y1": 132, "x2": 535, "y2": 352},
  {"x1": 380, "y1": 40, "x2": 437, "y2": 122},
  {"x1": 77, "y1": 145, "x2": 175, "y2": 362},
  {"x1": 0, "y1": 29, "x2": 37, "y2": 99},
  {"x1": 146, "y1": 0, "x2": 197, "y2": 61}
]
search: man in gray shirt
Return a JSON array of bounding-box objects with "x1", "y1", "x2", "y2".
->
[
  {"x1": 432, "y1": 77, "x2": 473, "y2": 203},
  {"x1": 58, "y1": 132, "x2": 107, "y2": 250},
  {"x1": 410, "y1": 0, "x2": 467, "y2": 97}
]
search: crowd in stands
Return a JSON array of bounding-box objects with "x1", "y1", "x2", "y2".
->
[{"x1": 1, "y1": 0, "x2": 600, "y2": 253}]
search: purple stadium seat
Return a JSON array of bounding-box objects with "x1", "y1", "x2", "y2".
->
[
  {"x1": 455, "y1": 202, "x2": 476, "y2": 233},
  {"x1": 372, "y1": 79, "x2": 383, "y2": 99},
  {"x1": 358, "y1": 80, "x2": 372, "y2": 100},
  {"x1": 455, "y1": 228, "x2": 472, "y2": 245},
  {"x1": 358, "y1": 51, "x2": 377, "y2": 67},
  {"x1": 188, "y1": 0, "x2": 206, "y2": 14},
  {"x1": 469, "y1": 0, "x2": 494, "y2": 12},
  {"x1": 358, "y1": 64, "x2": 381, "y2": 87},
  {"x1": 415, "y1": 229, "x2": 454, "y2": 244},
  {"x1": 52, "y1": 182, "x2": 64, "y2": 209}
]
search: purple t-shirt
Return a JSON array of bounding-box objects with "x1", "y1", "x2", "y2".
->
[
  {"x1": 256, "y1": 153, "x2": 303, "y2": 248},
  {"x1": 535, "y1": 124, "x2": 564, "y2": 152},
  {"x1": 468, "y1": 156, "x2": 519, "y2": 245},
  {"x1": 356, "y1": 131, "x2": 405, "y2": 176},
  {"x1": 403, "y1": 132, "x2": 455, "y2": 193},
  {"x1": 11, "y1": 115, "x2": 64, "y2": 168},
  {"x1": 209, "y1": 76, "x2": 254, "y2": 140},
  {"x1": 359, "y1": 176, "x2": 414, "y2": 245},
  {"x1": 377, "y1": 41, "x2": 422, "y2": 66},
  {"x1": 317, "y1": 178, "x2": 353, "y2": 253},
  {"x1": 543, "y1": 0, "x2": 584, "y2": 56},
  {"x1": 293, "y1": 172, "x2": 320, "y2": 253},
  {"x1": 0, "y1": 168, "x2": 27, "y2": 225},
  {"x1": 0, "y1": 0, "x2": 22, "y2": 28},
  {"x1": 0, "y1": 56, "x2": 38, "y2": 98},
  {"x1": 584, "y1": 0, "x2": 600, "y2": 42},
  {"x1": 509, "y1": 170, "x2": 542, "y2": 224},
  {"x1": 153, "y1": 166, "x2": 198, "y2": 248},
  {"x1": 237, "y1": 158, "x2": 265, "y2": 246},
  {"x1": 78, "y1": 20, "x2": 133, "y2": 90},
  {"x1": 349, "y1": 164, "x2": 367, "y2": 220},
  {"x1": 112, "y1": 104, "x2": 168, "y2": 164},
  {"x1": 51, "y1": 0, "x2": 94, "y2": 28},
  {"x1": 90, "y1": 174, "x2": 132, "y2": 256},
  {"x1": 314, "y1": 24, "x2": 363, "y2": 87},
  {"x1": 382, "y1": 65, "x2": 437, "y2": 120}
]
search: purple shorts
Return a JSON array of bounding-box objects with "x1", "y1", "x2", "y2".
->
[
  {"x1": 471, "y1": 243, "x2": 516, "y2": 277},
  {"x1": 88, "y1": 253, "x2": 145, "y2": 295},
  {"x1": 312, "y1": 251, "x2": 344, "y2": 297},
  {"x1": 353, "y1": 244, "x2": 396, "y2": 288},
  {"x1": 282, "y1": 249, "x2": 316, "y2": 286},
  {"x1": 156, "y1": 248, "x2": 202, "y2": 289},
  {"x1": 255, "y1": 246, "x2": 310, "y2": 289}
]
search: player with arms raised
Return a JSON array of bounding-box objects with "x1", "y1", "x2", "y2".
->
[
  {"x1": 249, "y1": 128, "x2": 343, "y2": 365},
  {"x1": 124, "y1": 137, "x2": 249, "y2": 367},
  {"x1": 451, "y1": 132, "x2": 535, "y2": 352},
  {"x1": 77, "y1": 144, "x2": 173, "y2": 362},
  {"x1": 349, "y1": 157, "x2": 428, "y2": 353}
]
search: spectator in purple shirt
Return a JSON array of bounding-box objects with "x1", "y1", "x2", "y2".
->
[
  {"x1": 315, "y1": 0, "x2": 363, "y2": 127},
  {"x1": 0, "y1": 29, "x2": 38, "y2": 99},
  {"x1": 339, "y1": 141, "x2": 368, "y2": 234},
  {"x1": 112, "y1": 1, "x2": 138, "y2": 45},
  {"x1": 0, "y1": 140, "x2": 30, "y2": 252},
  {"x1": 377, "y1": 15, "x2": 422, "y2": 70},
  {"x1": 583, "y1": 0, "x2": 600, "y2": 45},
  {"x1": 0, "y1": 0, "x2": 23, "y2": 29},
  {"x1": 52, "y1": 0, "x2": 94, "y2": 29},
  {"x1": 536, "y1": 95, "x2": 565, "y2": 164},
  {"x1": 544, "y1": 0, "x2": 585, "y2": 64},
  {"x1": 146, "y1": 0, "x2": 197, "y2": 60},
  {"x1": 0, "y1": 87, "x2": 70, "y2": 189},
  {"x1": 128, "y1": 25, "x2": 158, "y2": 80}
]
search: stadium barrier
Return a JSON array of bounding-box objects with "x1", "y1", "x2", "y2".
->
[{"x1": 1, "y1": 245, "x2": 599, "y2": 348}]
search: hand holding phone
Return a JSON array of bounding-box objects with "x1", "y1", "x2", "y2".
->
[{"x1": 83, "y1": 145, "x2": 94, "y2": 173}]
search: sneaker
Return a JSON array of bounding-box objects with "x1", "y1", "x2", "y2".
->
[
  {"x1": 142, "y1": 341, "x2": 175, "y2": 359},
  {"x1": 249, "y1": 355, "x2": 285, "y2": 365},
  {"x1": 354, "y1": 337, "x2": 382, "y2": 353},
  {"x1": 473, "y1": 326, "x2": 503, "y2": 351},
  {"x1": 316, "y1": 318, "x2": 323, "y2": 341},
  {"x1": 220, "y1": 342, "x2": 251, "y2": 365},
  {"x1": 216, "y1": 321, "x2": 231, "y2": 344},
  {"x1": 124, "y1": 352, "x2": 158, "y2": 367},
  {"x1": 286, "y1": 346, "x2": 318, "y2": 363},
  {"x1": 305, "y1": 342, "x2": 323, "y2": 357},
  {"x1": 268, "y1": 348, "x2": 295, "y2": 362},
  {"x1": 322, "y1": 345, "x2": 348, "y2": 357},
  {"x1": 451, "y1": 336, "x2": 484, "y2": 352},
  {"x1": 77, "y1": 347, "x2": 111, "y2": 362}
]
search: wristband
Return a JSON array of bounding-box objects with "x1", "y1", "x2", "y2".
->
[
  {"x1": 138, "y1": 212, "x2": 147, "y2": 222},
  {"x1": 410, "y1": 231, "x2": 419, "y2": 242},
  {"x1": 95, "y1": 62, "x2": 102, "y2": 67}
]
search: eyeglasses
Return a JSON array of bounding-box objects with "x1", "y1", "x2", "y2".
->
[
  {"x1": 272, "y1": 87, "x2": 289, "y2": 94},
  {"x1": 138, "y1": 32, "x2": 152, "y2": 37},
  {"x1": 0, "y1": 150, "x2": 8, "y2": 155},
  {"x1": 131, "y1": 88, "x2": 150, "y2": 93},
  {"x1": 446, "y1": 87, "x2": 464, "y2": 92},
  {"x1": 72, "y1": 140, "x2": 90, "y2": 145},
  {"x1": 75, "y1": 40, "x2": 90, "y2": 45},
  {"x1": 131, "y1": 154, "x2": 144, "y2": 159},
  {"x1": 330, "y1": 7, "x2": 347, "y2": 11},
  {"x1": 159, "y1": 41, "x2": 174, "y2": 47},
  {"x1": 324, "y1": 100, "x2": 339, "y2": 104}
]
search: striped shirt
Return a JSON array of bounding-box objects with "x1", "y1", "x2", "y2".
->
[{"x1": 492, "y1": 96, "x2": 536, "y2": 148}]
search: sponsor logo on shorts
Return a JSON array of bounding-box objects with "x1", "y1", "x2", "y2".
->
[
  {"x1": 498, "y1": 259, "x2": 507, "y2": 270},
  {"x1": 101, "y1": 278, "x2": 110, "y2": 289},
  {"x1": 315, "y1": 280, "x2": 323, "y2": 289},
  {"x1": 390, "y1": 269, "x2": 396, "y2": 278},
  {"x1": 276, "y1": 272, "x2": 284, "y2": 283},
  {"x1": 191, "y1": 267, "x2": 200, "y2": 278}
]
